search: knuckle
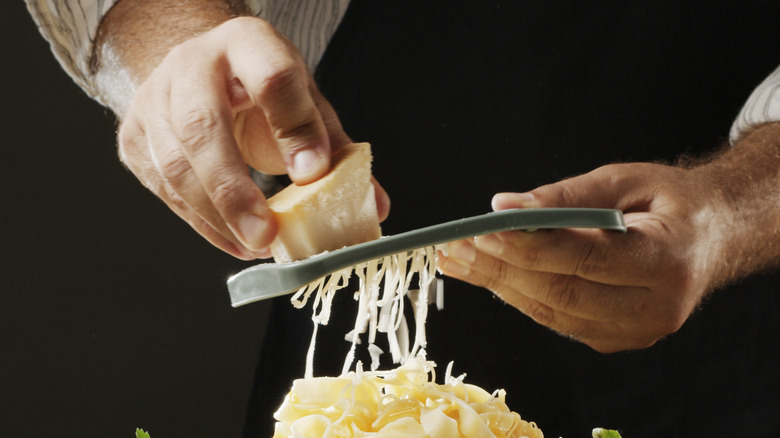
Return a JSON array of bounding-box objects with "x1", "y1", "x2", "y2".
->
[
  {"x1": 165, "y1": 41, "x2": 198, "y2": 65},
  {"x1": 493, "y1": 259, "x2": 513, "y2": 285},
  {"x1": 517, "y1": 245, "x2": 544, "y2": 270},
  {"x1": 558, "y1": 182, "x2": 576, "y2": 205},
  {"x1": 480, "y1": 260, "x2": 516, "y2": 299},
  {"x1": 479, "y1": 264, "x2": 505, "y2": 293},
  {"x1": 117, "y1": 120, "x2": 143, "y2": 163},
  {"x1": 116, "y1": 124, "x2": 160, "y2": 192},
  {"x1": 572, "y1": 240, "x2": 607, "y2": 277},
  {"x1": 481, "y1": 275, "x2": 500, "y2": 293},
  {"x1": 174, "y1": 108, "x2": 222, "y2": 153},
  {"x1": 524, "y1": 301, "x2": 555, "y2": 326},
  {"x1": 274, "y1": 115, "x2": 322, "y2": 144},
  {"x1": 252, "y1": 60, "x2": 324, "y2": 145},
  {"x1": 116, "y1": 127, "x2": 133, "y2": 156},
  {"x1": 208, "y1": 173, "x2": 244, "y2": 209},
  {"x1": 258, "y1": 61, "x2": 304, "y2": 99},
  {"x1": 547, "y1": 179, "x2": 578, "y2": 206},
  {"x1": 116, "y1": 141, "x2": 135, "y2": 173},
  {"x1": 144, "y1": 175, "x2": 167, "y2": 196},
  {"x1": 592, "y1": 163, "x2": 627, "y2": 187},
  {"x1": 544, "y1": 275, "x2": 580, "y2": 310},
  {"x1": 156, "y1": 150, "x2": 192, "y2": 187},
  {"x1": 163, "y1": 188, "x2": 190, "y2": 214},
  {"x1": 166, "y1": 42, "x2": 187, "y2": 59},
  {"x1": 224, "y1": 15, "x2": 277, "y2": 40}
]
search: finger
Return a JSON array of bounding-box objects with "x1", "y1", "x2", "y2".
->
[
  {"x1": 166, "y1": 42, "x2": 277, "y2": 252},
  {"x1": 439, "y1": 252, "x2": 653, "y2": 352},
  {"x1": 233, "y1": 41, "x2": 393, "y2": 222},
  {"x1": 437, "y1": 246, "x2": 621, "y2": 348},
  {"x1": 225, "y1": 18, "x2": 331, "y2": 184},
  {"x1": 139, "y1": 83, "x2": 248, "y2": 252},
  {"x1": 165, "y1": 189, "x2": 265, "y2": 260},
  {"x1": 117, "y1": 111, "x2": 159, "y2": 193},
  {"x1": 476, "y1": 228, "x2": 632, "y2": 283},
  {"x1": 137, "y1": 64, "x2": 266, "y2": 257},
  {"x1": 492, "y1": 164, "x2": 657, "y2": 211},
  {"x1": 438, "y1": 243, "x2": 657, "y2": 352},
  {"x1": 118, "y1": 111, "x2": 257, "y2": 259},
  {"x1": 445, "y1": 239, "x2": 650, "y2": 323},
  {"x1": 473, "y1": 213, "x2": 680, "y2": 288},
  {"x1": 145, "y1": 102, "x2": 262, "y2": 254}
]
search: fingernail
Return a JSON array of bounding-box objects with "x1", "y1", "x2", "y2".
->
[
  {"x1": 448, "y1": 240, "x2": 476, "y2": 263},
  {"x1": 441, "y1": 258, "x2": 471, "y2": 276},
  {"x1": 254, "y1": 247, "x2": 273, "y2": 259},
  {"x1": 237, "y1": 213, "x2": 266, "y2": 249},
  {"x1": 292, "y1": 148, "x2": 325, "y2": 178},
  {"x1": 233, "y1": 244, "x2": 257, "y2": 261},
  {"x1": 493, "y1": 192, "x2": 538, "y2": 210},
  {"x1": 475, "y1": 234, "x2": 503, "y2": 255}
]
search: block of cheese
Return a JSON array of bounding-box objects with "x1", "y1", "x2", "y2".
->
[{"x1": 267, "y1": 142, "x2": 382, "y2": 262}]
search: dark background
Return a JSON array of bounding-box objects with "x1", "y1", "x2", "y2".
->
[
  {"x1": 5, "y1": 1, "x2": 780, "y2": 437},
  {"x1": 2, "y1": 2, "x2": 271, "y2": 436}
]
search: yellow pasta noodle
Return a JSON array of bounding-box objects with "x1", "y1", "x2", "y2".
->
[{"x1": 273, "y1": 355, "x2": 543, "y2": 438}]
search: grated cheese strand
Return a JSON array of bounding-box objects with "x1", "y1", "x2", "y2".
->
[
  {"x1": 293, "y1": 247, "x2": 441, "y2": 374},
  {"x1": 280, "y1": 244, "x2": 545, "y2": 438}
]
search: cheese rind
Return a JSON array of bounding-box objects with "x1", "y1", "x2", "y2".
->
[{"x1": 268, "y1": 143, "x2": 382, "y2": 262}]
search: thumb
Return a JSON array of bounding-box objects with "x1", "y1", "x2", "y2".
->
[{"x1": 493, "y1": 164, "x2": 636, "y2": 211}]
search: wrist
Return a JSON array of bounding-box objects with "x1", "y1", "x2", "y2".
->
[
  {"x1": 687, "y1": 122, "x2": 780, "y2": 288},
  {"x1": 91, "y1": 0, "x2": 252, "y2": 117}
]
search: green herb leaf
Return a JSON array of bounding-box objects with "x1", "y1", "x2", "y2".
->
[
  {"x1": 136, "y1": 428, "x2": 151, "y2": 438},
  {"x1": 592, "y1": 427, "x2": 622, "y2": 438}
]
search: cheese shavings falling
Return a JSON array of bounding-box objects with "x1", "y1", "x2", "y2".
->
[
  {"x1": 272, "y1": 354, "x2": 544, "y2": 438},
  {"x1": 290, "y1": 246, "x2": 442, "y2": 378}
]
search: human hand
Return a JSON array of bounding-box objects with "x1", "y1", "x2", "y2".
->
[
  {"x1": 115, "y1": 17, "x2": 389, "y2": 260},
  {"x1": 438, "y1": 162, "x2": 729, "y2": 352}
]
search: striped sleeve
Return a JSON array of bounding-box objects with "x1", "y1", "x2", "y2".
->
[
  {"x1": 26, "y1": 0, "x2": 350, "y2": 103},
  {"x1": 25, "y1": 0, "x2": 117, "y2": 100},
  {"x1": 263, "y1": 0, "x2": 351, "y2": 72},
  {"x1": 730, "y1": 66, "x2": 780, "y2": 142}
]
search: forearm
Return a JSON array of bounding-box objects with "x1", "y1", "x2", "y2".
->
[
  {"x1": 92, "y1": 0, "x2": 251, "y2": 117},
  {"x1": 691, "y1": 122, "x2": 780, "y2": 288}
]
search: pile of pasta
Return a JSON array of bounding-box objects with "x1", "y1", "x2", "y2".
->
[
  {"x1": 273, "y1": 355, "x2": 543, "y2": 438},
  {"x1": 271, "y1": 246, "x2": 544, "y2": 438}
]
